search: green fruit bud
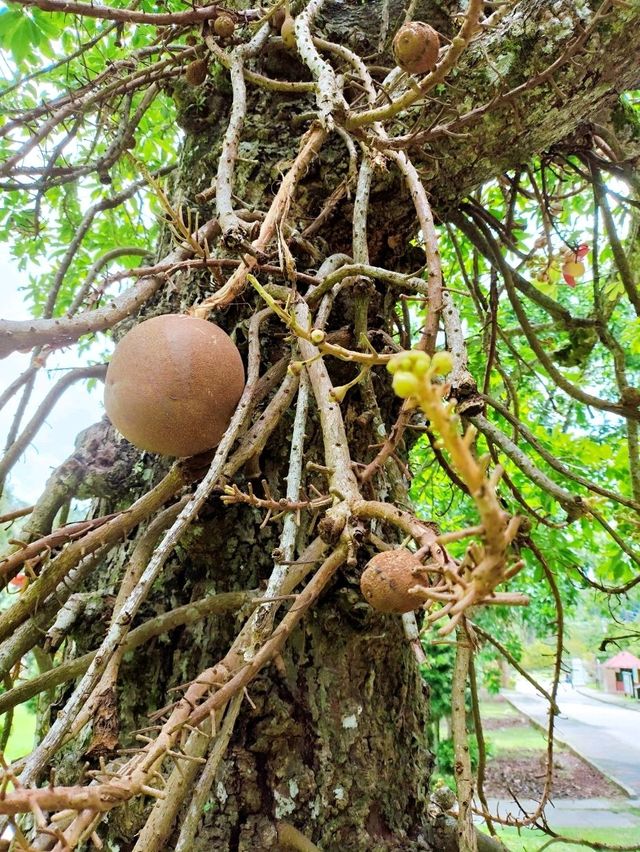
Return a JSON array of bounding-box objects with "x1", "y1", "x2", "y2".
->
[
  {"x1": 392, "y1": 371, "x2": 420, "y2": 399},
  {"x1": 431, "y1": 351, "x2": 454, "y2": 376},
  {"x1": 310, "y1": 329, "x2": 325, "y2": 345},
  {"x1": 388, "y1": 350, "x2": 432, "y2": 377}
]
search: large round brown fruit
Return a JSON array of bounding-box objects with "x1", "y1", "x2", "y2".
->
[{"x1": 104, "y1": 314, "x2": 245, "y2": 457}]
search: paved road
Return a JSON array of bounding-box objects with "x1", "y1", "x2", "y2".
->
[{"x1": 504, "y1": 682, "x2": 640, "y2": 796}]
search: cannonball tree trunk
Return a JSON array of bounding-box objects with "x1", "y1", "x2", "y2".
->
[
  {"x1": 1, "y1": 0, "x2": 640, "y2": 850},
  {"x1": 59, "y1": 76, "x2": 442, "y2": 852},
  {"x1": 31, "y1": 28, "x2": 442, "y2": 851}
]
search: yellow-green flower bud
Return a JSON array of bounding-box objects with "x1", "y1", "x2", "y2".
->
[
  {"x1": 310, "y1": 328, "x2": 326, "y2": 345},
  {"x1": 431, "y1": 351, "x2": 454, "y2": 376},
  {"x1": 411, "y1": 351, "x2": 431, "y2": 376},
  {"x1": 387, "y1": 353, "x2": 403, "y2": 374},
  {"x1": 392, "y1": 371, "x2": 420, "y2": 399}
]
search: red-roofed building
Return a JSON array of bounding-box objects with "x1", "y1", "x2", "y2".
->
[{"x1": 600, "y1": 651, "x2": 640, "y2": 697}]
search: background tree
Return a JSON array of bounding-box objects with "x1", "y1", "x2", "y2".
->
[{"x1": 0, "y1": 1, "x2": 639, "y2": 850}]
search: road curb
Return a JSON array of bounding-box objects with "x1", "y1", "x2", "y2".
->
[{"x1": 502, "y1": 694, "x2": 637, "y2": 799}]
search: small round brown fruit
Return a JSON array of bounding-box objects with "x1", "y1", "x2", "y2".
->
[
  {"x1": 184, "y1": 58, "x2": 208, "y2": 86},
  {"x1": 360, "y1": 549, "x2": 426, "y2": 614},
  {"x1": 392, "y1": 21, "x2": 440, "y2": 74},
  {"x1": 213, "y1": 14, "x2": 236, "y2": 39},
  {"x1": 104, "y1": 314, "x2": 245, "y2": 457},
  {"x1": 270, "y1": 7, "x2": 286, "y2": 30}
]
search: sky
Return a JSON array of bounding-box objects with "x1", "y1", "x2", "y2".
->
[{"x1": 0, "y1": 246, "x2": 106, "y2": 505}]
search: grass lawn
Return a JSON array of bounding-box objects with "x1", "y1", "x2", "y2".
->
[
  {"x1": 2, "y1": 703, "x2": 36, "y2": 762},
  {"x1": 480, "y1": 699, "x2": 520, "y2": 720},
  {"x1": 479, "y1": 698, "x2": 549, "y2": 756},
  {"x1": 493, "y1": 826, "x2": 640, "y2": 850},
  {"x1": 487, "y1": 722, "x2": 548, "y2": 755}
]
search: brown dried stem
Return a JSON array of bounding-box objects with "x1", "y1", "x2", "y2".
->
[
  {"x1": 0, "y1": 590, "x2": 256, "y2": 718},
  {"x1": 0, "y1": 510, "x2": 120, "y2": 584},
  {"x1": 0, "y1": 465, "x2": 186, "y2": 646},
  {"x1": 452, "y1": 626, "x2": 477, "y2": 852},
  {"x1": 192, "y1": 124, "x2": 328, "y2": 313},
  {"x1": 13, "y1": 1, "x2": 253, "y2": 27}
]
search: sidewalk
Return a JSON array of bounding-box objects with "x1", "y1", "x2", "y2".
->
[
  {"x1": 484, "y1": 798, "x2": 640, "y2": 829},
  {"x1": 576, "y1": 685, "x2": 640, "y2": 712}
]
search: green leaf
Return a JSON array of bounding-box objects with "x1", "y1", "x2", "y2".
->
[{"x1": 3, "y1": 13, "x2": 39, "y2": 64}]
